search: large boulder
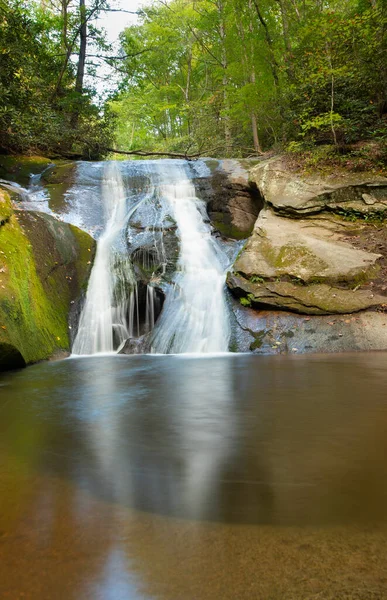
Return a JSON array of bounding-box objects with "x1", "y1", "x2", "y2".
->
[
  {"x1": 0, "y1": 190, "x2": 96, "y2": 370},
  {"x1": 195, "y1": 158, "x2": 264, "y2": 239},
  {"x1": 250, "y1": 156, "x2": 387, "y2": 217},
  {"x1": 234, "y1": 209, "x2": 381, "y2": 283},
  {"x1": 0, "y1": 155, "x2": 53, "y2": 186},
  {"x1": 227, "y1": 158, "x2": 387, "y2": 319},
  {"x1": 228, "y1": 209, "x2": 386, "y2": 315}
]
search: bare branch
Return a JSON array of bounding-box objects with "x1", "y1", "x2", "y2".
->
[{"x1": 103, "y1": 147, "x2": 202, "y2": 160}]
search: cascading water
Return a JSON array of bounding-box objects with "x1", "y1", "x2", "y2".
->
[
  {"x1": 71, "y1": 159, "x2": 231, "y2": 355},
  {"x1": 72, "y1": 162, "x2": 152, "y2": 355},
  {"x1": 150, "y1": 163, "x2": 231, "y2": 353}
]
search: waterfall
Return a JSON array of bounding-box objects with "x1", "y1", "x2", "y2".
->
[
  {"x1": 72, "y1": 162, "x2": 149, "y2": 355},
  {"x1": 72, "y1": 159, "x2": 231, "y2": 355},
  {"x1": 150, "y1": 163, "x2": 230, "y2": 353}
]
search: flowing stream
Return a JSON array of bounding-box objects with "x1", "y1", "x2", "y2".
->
[{"x1": 72, "y1": 160, "x2": 231, "y2": 355}]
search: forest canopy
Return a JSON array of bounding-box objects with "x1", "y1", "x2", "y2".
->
[{"x1": 1, "y1": 0, "x2": 386, "y2": 160}]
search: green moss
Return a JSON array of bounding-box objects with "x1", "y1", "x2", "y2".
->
[
  {"x1": 0, "y1": 193, "x2": 13, "y2": 223},
  {"x1": 250, "y1": 274, "x2": 265, "y2": 284},
  {"x1": 0, "y1": 155, "x2": 52, "y2": 185},
  {"x1": 260, "y1": 238, "x2": 327, "y2": 274},
  {"x1": 213, "y1": 220, "x2": 249, "y2": 240},
  {"x1": 250, "y1": 329, "x2": 266, "y2": 351},
  {"x1": 0, "y1": 213, "x2": 69, "y2": 363},
  {"x1": 69, "y1": 224, "x2": 96, "y2": 291},
  {"x1": 0, "y1": 191, "x2": 95, "y2": 368},
  {"x1": 240, "y1": 296, "x2": 252, "y2": 307},
  {"x1": 334, "y1": 208, "x2": 387, "y2": 224}
]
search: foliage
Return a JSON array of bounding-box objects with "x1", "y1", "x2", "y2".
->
[
  {"x1": 109, "y1": 0, "x2": 387, "y2": 158},
  {"x1": 0, "y1": 0, "x2": 113, "y2": 158},
  {"x1": 2, "y1": 0, "x2": 386, "y2": 160}
]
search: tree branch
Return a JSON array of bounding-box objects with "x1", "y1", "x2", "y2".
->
[
  {"x1": 103, "y1": 147, "x2": 202, "y2": 160},
  {"x1": 100, "y1": 9, "x2": 139, "y2": 14}
]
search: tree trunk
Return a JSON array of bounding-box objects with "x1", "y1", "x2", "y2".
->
[
  {"x1": 71, "y1": 0, "x2": 87, "y2": 126},
  {"x1": 218, "y1": 0, "x2": 232, "y2": 156},
  {"x1": 252, "y1": 0, "x2": 280, "y2": 88},
  {"x1": 276, "y1": 0, "x2": 294, "y2": 79},
  {"x1": 75, "y1": 0, "x2": 87, "y2": 96}
]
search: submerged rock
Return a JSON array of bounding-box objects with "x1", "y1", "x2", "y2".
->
[
  {"x1": 118, "y1": 334, "x2": 151, "y2": 355},
  {"x1": 0, "y1": 190, "x2": 96, "y2": 370}
]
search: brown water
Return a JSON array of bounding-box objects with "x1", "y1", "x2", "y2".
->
[{"x1": 1, "y1": 353, "x2": 387, "y2": 599}]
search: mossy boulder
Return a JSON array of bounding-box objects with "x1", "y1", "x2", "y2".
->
[
  {"x1": 0, "y1": 190, "x2": 95, "y2": 370},
  {"x1": 228, "y1": 209, "x2": 386, "y2": 314},
  {"x1": 0, "y1": 155, "x2": 53, "y2": 186},
  {"x1": 227, "y1": 273, "x2": 385, "y2": 315}
]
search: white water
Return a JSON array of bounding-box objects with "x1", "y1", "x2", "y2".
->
[
  {"x1": 72, "y1": 163, "x2": 151, "y2": 355},
  {"x1": 72, "y1": 160, "x2": 231, "y2": 355},
  {"x1": 150, "y1": 163, "x2": 230, "y2": 354}
]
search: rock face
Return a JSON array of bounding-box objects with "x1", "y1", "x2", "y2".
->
[
  {"x1": 229, "y1": 209, "x2": 385, "y2": 314},
  {"x1": 118, "y1": 334, "x2": 151, "y2": 355},
  {"x1": 234, "y1": 209, "x2": 381, "y2": 283},
  {"x1": 250, "y1": 156, "x2": 387, "y2": 217},
  {"x1": 0, "y1": 190, "x2": 96, "y2": 370},
  {"x1": 227, "y1": 156, "x2": 387, "y2": 351},
  {"x1": 196, "y1": 159, "x2": 264, "y2": 239},
  {"x1": 228, "y1": 296, "x2": 387, "y2": 355}
]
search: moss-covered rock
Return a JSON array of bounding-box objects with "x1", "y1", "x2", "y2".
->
[
  {"x1": 227, "y1": 273, "x2": 386, "y2": 315},
  {"x1": 40, "y1": 161, "x2": 76, "y2": 185},
  {"x1": 234, "y1": 209, "x2": 381, "y2": 284},
  {"x1": 0, "y1": 190, "x2": 95, "y2": 370},
  {"x1": 0, "y1": 155, "x2": 53, "y2": 186}
]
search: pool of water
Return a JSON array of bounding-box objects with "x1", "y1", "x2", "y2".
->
[{"x1": 1, "y1": 353, "x2": 387, "y2": 599}]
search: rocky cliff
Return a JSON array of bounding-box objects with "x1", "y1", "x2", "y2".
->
[{"x1": 226, "y1": 156, "x2": 387, "y2": 353}]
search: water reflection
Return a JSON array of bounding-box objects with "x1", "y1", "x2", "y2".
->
[
  {"x1": 1, "y1": 354, "x2": 387, "y2": 599},
  {"x1": 1, "y1": 353, "x2": 387, "y2": 526}
]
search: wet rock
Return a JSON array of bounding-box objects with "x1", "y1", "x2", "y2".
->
[
  {"x1": 249, "y1": 156, "x2": 387, "y2": 217},
  {"x1": 40, "y1": 161, "x2": 76, "y2": 186},
  {"x1": 196, "y1": 158, "x2": 264, "y2": 239},
  {"x1": 0, "y1": 190, "x2": 96, "y2": 370},
  {"x1": 118, "y1": 334, "x2": 151, "y2": 355},
  {"x1": 228, "y1": 295, "x2": 387, "y2": 354}
]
